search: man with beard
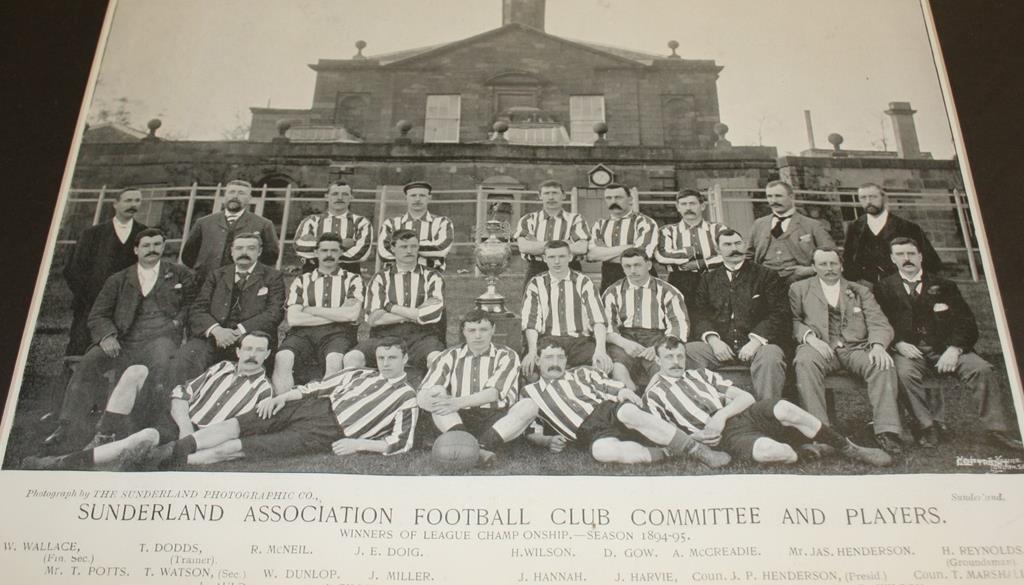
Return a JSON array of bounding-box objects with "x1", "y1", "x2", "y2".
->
[
  {"x1": 377, "y1": 181, "x2": 454, "y2": 271},
  {"x1": 790, "y1": 247, "x2": 904, "y2": 455},
  {"x1": 602, "y1": 248, "x2": 688, "y2": 391},
  {"x1": 842, "y1": 182, "x2": 941, "y2": 286},
  {"x1": 747, "y1": 180, "x2": 834, "y2": 285},
  {"x1": 645, "y1": 336, "x2": 891, "y2": 467},
  {"x1": 273, "y1": 233, "x2": 364, "y2": 394},
  {"x1": 687, "y1": 229, "x2": 789, "y2": 400},
  {"x1": 514, "y1": 180, "x2": 590, "y2": 282},
  {"x1": 45, "y1": 229, "x2": 195, "y2": 447},
  {"x1": 294, "y1": 180, "x2": 373, "y2": 275},
  {"x1": 168, "y1": 232, "x2": 285, "y2": 388},
  {"x1": 518, "y1": 337, "x2": 731, "y2": 467},
  {"x1": 655, "y1": 189, "x2": 731, "y2": 303},
  {"x1": 875, "y1": 237, "x2": 1023, "y2": 451},
  {"x1": 23, "y1": 332, "x2": 275, "y2": 470},
  {"x1": 181, "y1": 179, "x2": 279, "y2": 284},
  {"x1": 63, "y1": 187, "x2": 148, "y2": 356},
  {"x1": 587, "y1": 183, "x2": 659, "y2": 293}
]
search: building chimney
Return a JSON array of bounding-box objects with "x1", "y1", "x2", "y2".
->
[
  {"x1": 884, "y1": 101, "x2": 922, "y2": 158},
  {"x1": 503, "y1": 0, "x2": 545, "y2": 31},
  {"x1": 804, "y1": 110, "x2": 816, "y2": 150}
]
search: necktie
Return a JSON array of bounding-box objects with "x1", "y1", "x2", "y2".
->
[
  {"x1": 770, "y1": 215, "x2": 785, "y2": 238},
  {"x1": 725, "y1": 268, "x2": 738, "y2": 282},
  {"x1": 902, "y1": 279, "x2": 919, "y2": 299}
]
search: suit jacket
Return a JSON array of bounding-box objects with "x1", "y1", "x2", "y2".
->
[
  {"x1": 87, "y1": 262, "x2": 195, "y2": 343},
  {"x1": 747, "y1": 211, "x2": 834, "y2": 272},
  {"x1": 789, "y1": 277, "x2": 893, "y2": 348},
  {"x1": 842, "y1": 212, "x2": 942, "y2": 283},
  {"x1": 180, "y1": 211, "x2": 279, "y2": 278},
  {"x1": 189, "y1": 263, "x2": 285, "y2": 339},
  {"x1": 874, "y1": 271, "x2": 978, "y2": 352},
  {"x1": 692, "y1": 262, "x2": 789, "y2": 346},
  {"x1": 63, "y1": 219, "x2": 148, "y2": 308}
]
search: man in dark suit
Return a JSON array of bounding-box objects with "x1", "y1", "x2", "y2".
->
[
  {"x1": 180, "y1": 179, "x2": 279, "y2": 284},
  {"x1": 63, "y1": 187, "x2": 148, "y2": 355},
  {"x1": 875, "y1": 237, "x2": 1022, "y2": 451},
  {"x1": 168, "y1": 232, "x2": 285, "y2": 388},
  {"x1": 790, "y1": 247, "x2": 904, "y2": 454},
  {"x1": 687, "y1": 229, "x2": 789, "y2": 400},
  {"x1": 747, "y1": 180, "x2": 834, "y2": 285},
  {"x1": 842, "y1": 182, "x2": 942, "y2": 286},
  {"x1": 47, "y1": 228, "x2": 195, "y2": 447}
]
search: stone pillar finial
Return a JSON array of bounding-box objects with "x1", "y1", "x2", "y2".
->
[
  {"x1": 273, "y1": 119, "x2": 292, "y2": 143},
  {"x1": 827, "y1": 133, "x2": 847, "y2": 157},
  {"x1": 354, "y1": 40, "x2": 367, "y2": 60},
  {"x1": 713, "y1": 123, "x2": 732, "y2": 148},
  {"x1": 593, "y1": 121, "x2": 608, "y2": 145},
  {"x1": 492, "y1": 120, "x2": 509, "y2": 144},
  {"x1": 667, "y1": 40, "x2": 681, "y2": 59},
  {"x1": 395, "y1": 120, "x2": 413, "y2": 144},
  {"x1": 142, "y1": 118, "x2": 162, "y2": 142}
]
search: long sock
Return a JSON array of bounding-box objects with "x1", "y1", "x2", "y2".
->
[
  {"x1": 646, "y1": 447, "x2": 666, "y2": 463},
  {"x1": 812, "y1": 423, "x2": 848, "y2": 450},
  {"x1": 478, "y1": 428, "x2": 504, "y2": 451},
  {"x1": 666, "y1": 430, "x2": 698, "y2": 456},
  {"x1": 97, "y1": 412, "x2": 131, "y2": 437},
  {"x1": 172, "y1": 436, "x2": 198, "y2": 462}
]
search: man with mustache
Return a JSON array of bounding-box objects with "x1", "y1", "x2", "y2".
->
[
  {"x1": 45, "y1": 229, "x2": 195, "y2": 447},
  {"x1": 687, "y1": 229, "x2": 789, "y2": 400},
  {"x1": 790, "y1": 247, "x2": 904, "y2": 455},
  {"x1": 514, "y1": 180, "x2": 590, "y2": 283},
  {"x1": 875, "y1": 237, "x2": 1022, "y2": 451},
  {"x1": 518, "y1": 337, "x2": 731, "y2": 467},
  {"x1": 167, "y1": 232, "x2": 285, "y2": 388},
  {"x1": 645, "y1": 336, "x2": 891, "y2": 467},
  {"x1": 747, "y1": 180, "x2": 834, "y2": 285},
  {"x1": 63, "y1": 187, "x2": 149, "y2": 356},
  {"x1": 23, "y1": 332, "x2": 275, "y2": 470},
  {"x1": 181, "y1": 179, "x2": 280, "y2": 284},
  {"x1": 842, "y1": 182, "x2": 942, "y2": 287},
  {"x1": 294, "y1": 181, "x2": 373, "y2": 275},
  {"x1": 655, "y1": 189, "x2": 731, "y2": 304},
  {"x1": 587, "y1": 183, "x2": 659, "y2": 293},
  {"x1": 272, "y1": 232, "x2": 364, "y2": 394}
]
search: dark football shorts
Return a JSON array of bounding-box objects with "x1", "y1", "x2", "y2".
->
[
  {"x1": 357, "y1": 322, "x2": 445, "y2": 369},
  {"x1": 607, "y1": 327, "x2": 664, "y2": 387},
  {"x1": 457, "y1": 407, "x2": 509, "y2": 437},
  {"x1": 577, "y1": 400, "x2": 648, "y2": 448},
  {"x1": 236, "y1": 397, "x2": 344, "y2": 458},
  {"x1": 279, "y1": 323, "x2": 357, "y2": 363},
  {"x1": 718, "y1": 398, "x2": 806, "y2": 461}
]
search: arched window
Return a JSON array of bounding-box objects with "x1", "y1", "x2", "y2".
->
[{"x1": 664, "y1": 95, "x2": 697, "y2": 146}]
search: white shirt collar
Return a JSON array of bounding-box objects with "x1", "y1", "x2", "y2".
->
[
  {"x1": 866, "y1": 209, "x2": 889, "y2": 234},
  {"x1": 626, "y1": 276, "x2": 652, "y2": 289},
  {"x1": 901, "y1": 270, "x2": 923, "y2": 283},
  {"x1": 112, "y1": 216, "x2": 133, "y2": 228},
  {"x1": 225, "y1": 210, "x2": 244, "y2": 221},
  {"x1": 818, "y1": 278, "x2": 841, "y2": 305},
  {"x1": 773, "y1": 209, "x2": 795, "y2": 219},
  {"x1": 548, "y1": 271, "x2": 572, "y2": 282}
]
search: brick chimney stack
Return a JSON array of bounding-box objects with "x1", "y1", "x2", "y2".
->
[
  {"x1": 503, "y1": 0, "x2": 546, "y2": 31},
  {"x1": 884, "y1": 101, "x2": 922, "y2": 158}
]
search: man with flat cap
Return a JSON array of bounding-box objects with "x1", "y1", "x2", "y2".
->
[{"x1": 377, "y1": 181, "x2": 454, "y2": 271}]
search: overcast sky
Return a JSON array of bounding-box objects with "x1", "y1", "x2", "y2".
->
[{"x1": 89, "y1": 0, "x2": 954, "y2": 157}]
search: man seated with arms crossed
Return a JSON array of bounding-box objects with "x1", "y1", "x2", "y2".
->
[
  {"x1": 521, "y1": 240, "x2": 613, "y2": 381},
  {"x1": 602, "y1": 247, "x2": 688, "y2": 391},
  {"x1": 875, "y1": 237, "x2": 1023, "y2": 451},
  {"x1": 687, "y1": 229, "x2": 789, "y2": 400},
  {"x1": 518, "y1": 338, "x2": 730, "y2": 467},
  {"x1": 644, "y1": 336, "x2": 891, "y2": 466},
  {"x1": 514, "y1": 180, "x2": 590, "y2": 282},
  {"x1": 149, "y1": 338, "x2": 418, "y2": 467},
  {"x1": 23, "y1": 332, "x2": 274, "y2": 470},
  {"x1": 344, "y1": 229, "x2": 446, "y2": 377},
  {"x1": 419, "y1": 310, "x2": 536, "y2": 463},
  {"x1": 272, "y1": 232, "x2": 363, "y2": 394},
  {"x1": 169, "y1": 232, "x2": 284, "y2": 387}
]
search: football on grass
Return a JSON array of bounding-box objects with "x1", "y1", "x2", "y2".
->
[{"x1": 432, "y1": 430, "x2": 480, "y2": 471}]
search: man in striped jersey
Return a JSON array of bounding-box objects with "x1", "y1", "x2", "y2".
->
[
  {"x1": 293, "y1": 181, "x2": 373, "y2": 275},
  {"x1": 644, "y1": 336, "x2": 891, "y2": 466},
  {"x1": 23, "y1": 332, "x2": 275, "y2": 470},
  {"x1": 587, "y1": 184, "x2": 659, "y2": 293},
  {"x1": 419, "y1": 310, "x2": 535, "y2": 461},
  {"x1": 345, "y1": 230, "x2": 445, "y2": 376},
  {"x1": 150, "y1": 337, "x2": 418, "y2": 466},
  {"x1": 272, "y1": 232, "x2": 364, "y2": 394},
  {"x1": 377, "y1": 181, "x2": 455, "y2": 271},
  {"x1": 514, "y1": 180, "x2": 590, "y2": 283},
  {"x1": 521, "y1": 240, "x2": 613, "y2": 380},
  {"x1": 519, "y1": 338, "x2": 730, "y2": 467},
  {"x1": 655, "y1": 189, "x2": 731, "y2": 303},
  {"x1": 603, "y1": 248, "x2": 688, "y2": 391}
]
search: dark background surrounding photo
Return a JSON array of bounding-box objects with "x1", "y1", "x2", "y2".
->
[{"x1": 0, "y1": 0, "x2": 1023, "y2": 416}]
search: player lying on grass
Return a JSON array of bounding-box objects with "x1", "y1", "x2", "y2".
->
[
  {"x1": 518, "y1": 337, "x2": 731, "y2": 467},
  {"x1": 644, "y1": 336, "x2": 892, "y2": 467},
  {"x1": 139, "y1": 337, "x2": 418, "y2": 468},
  {"x1": 418, "y1": 309, "x2": 537, "y2": 464},
  {"x1": 23, "y1": 332, "x2": 275, "y2": 471}
]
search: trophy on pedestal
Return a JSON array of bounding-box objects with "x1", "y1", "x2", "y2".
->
[{"x1": 473, "y1": 219, "x2": 513, "y2": 314}]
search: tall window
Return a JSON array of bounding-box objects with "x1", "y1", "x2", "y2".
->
[
  {"x1": 425, "y1": 95, "x2": 461, "y2": 143},
  {"x1": 570, "y1": 95, "x2": 605, "y2": 145}
]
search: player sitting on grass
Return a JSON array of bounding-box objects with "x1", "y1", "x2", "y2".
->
[
  {"x1": 518, "y1": 337, "x2": 731, "y2": 467},
  {"x1": 142, "y1": 337, "x2": 418, "y2": 468},
  {"x1": 23, "y1": 332, "x2": 275, "y2": 471},
  {"x1": 644, "y1": 336, "x2": 892, "y2": 467}
]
